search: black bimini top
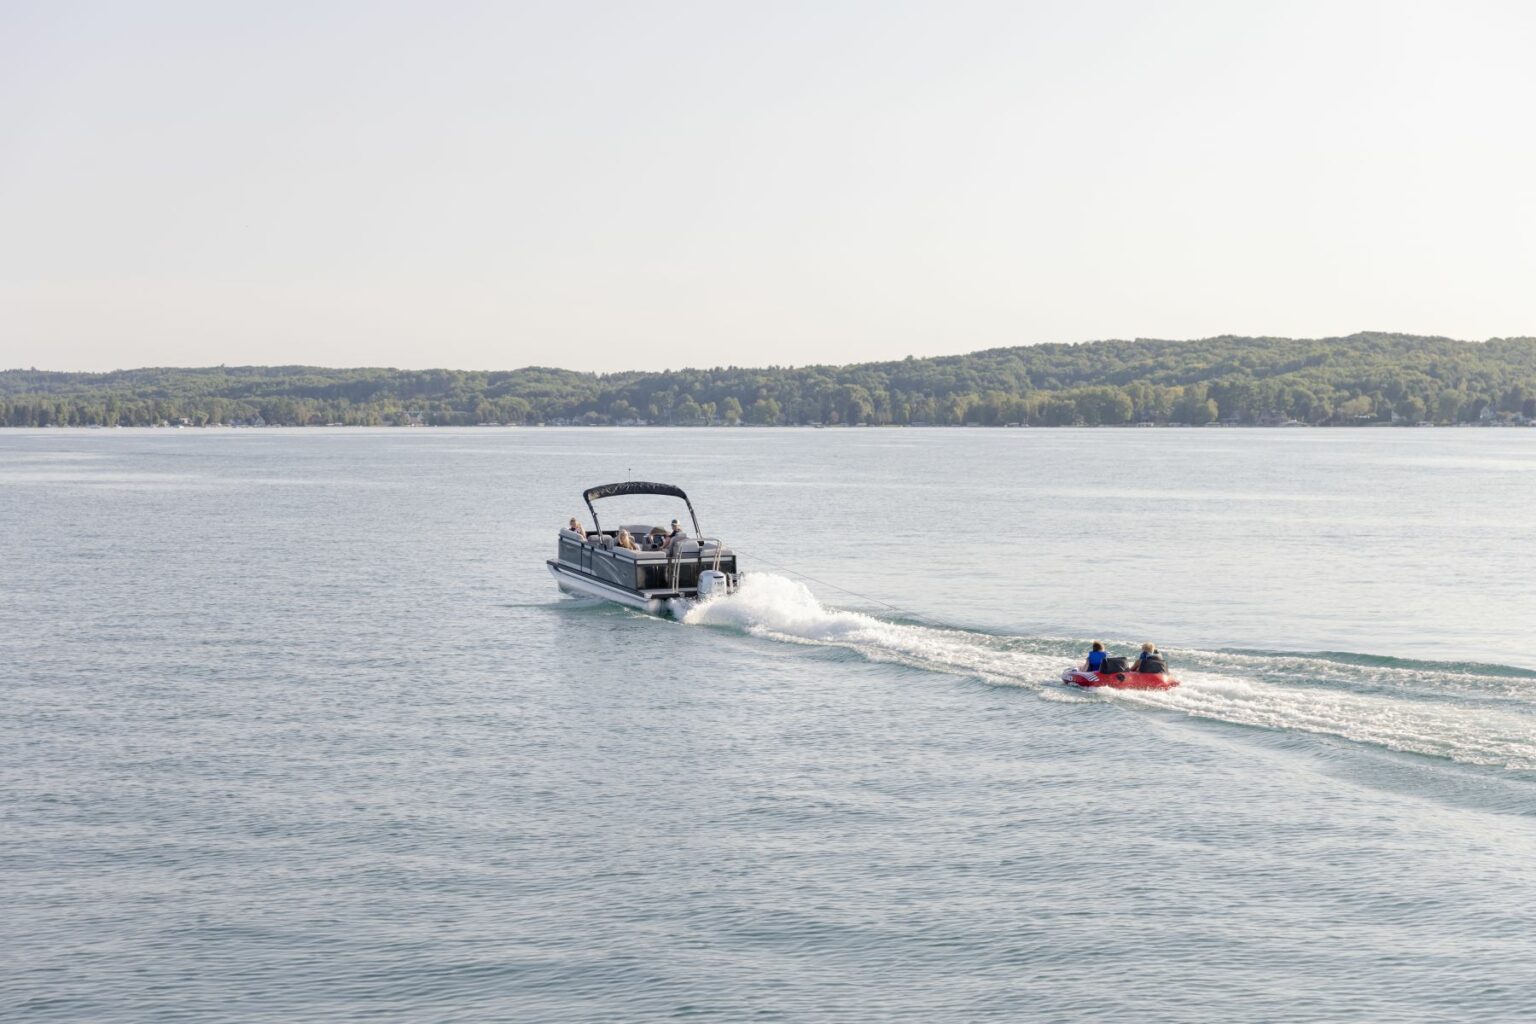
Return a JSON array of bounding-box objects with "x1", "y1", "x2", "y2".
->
[
  {"x1": 583, "y1": 481, "x2": 690, "y2": 504},
  {"x1": 582, "y1": 481, "x2": 700, "y2": 535}
]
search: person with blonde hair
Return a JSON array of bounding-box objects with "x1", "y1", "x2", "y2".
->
[
  {"x1": 615, "y1": 528, "x2": 639, "y2": 551},
  {"x1": 567, "y1": 517, "x2": 586, "y2": 539},
  {"x1": 1134, "y1": 642, "x2": 1168, "y2": 674}
]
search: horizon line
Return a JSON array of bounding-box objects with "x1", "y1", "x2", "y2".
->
[{"x1": 7, "y1": 329, "x2": 1525, "y2": 378}]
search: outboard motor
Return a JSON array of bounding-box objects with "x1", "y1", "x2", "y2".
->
[{"x1": 697, "y1": 570, "x2": 728, "y2": 600}]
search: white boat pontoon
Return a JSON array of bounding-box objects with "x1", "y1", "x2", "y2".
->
[{"x1": 547, "y1": 482, "x2": 741, "y2": 614}]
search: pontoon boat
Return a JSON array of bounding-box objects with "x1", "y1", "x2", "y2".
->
[{"x1": 547, "y1": 482, "x2": 741, "y2": 614}]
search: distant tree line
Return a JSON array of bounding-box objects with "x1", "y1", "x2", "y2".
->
[{"x1": 4, "y1": 333, "x2": 1536, "y2": 428}]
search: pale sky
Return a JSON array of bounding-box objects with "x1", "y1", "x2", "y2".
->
[{"x1": 3, "y1": 1, "x2": 1534, "y2": 373}]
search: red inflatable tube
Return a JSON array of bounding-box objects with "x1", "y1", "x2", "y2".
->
[{"x1": 1061, "y1": 667, "x2": 1180, "y2": 690}]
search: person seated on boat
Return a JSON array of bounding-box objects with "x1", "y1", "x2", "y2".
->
[
  {"x1": 615, "y1": 528, "x2": 639, "y2": 551},
  {"x1": 1084, "y1": 641, "x2": 1107, "y2": 672},
  {"x1": 668, "y1": 519, "x2": 685, "y2": 539},
  {"x1": 567, "y1": 517, "x2": 586, "y2": 540},
  {"x1": 646, "y1": 526, "x2": 669, "y2": 550},
  {"x1": 1134, "y1": 643, "x2": 1168, "y2": 674}
]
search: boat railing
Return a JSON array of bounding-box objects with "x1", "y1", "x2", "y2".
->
[{"x1": 667, "y1": 536, "x2": 726, "y2": 591}]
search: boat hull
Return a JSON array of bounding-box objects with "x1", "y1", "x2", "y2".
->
[
  {"x1": 1061, "y1": 667, "x2": 1180, "y2": 690},
  {"x1": 547, "y1": 560, "x2": 673, "y2": 615}
]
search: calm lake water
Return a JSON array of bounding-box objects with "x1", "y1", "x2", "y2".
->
[{"x1": 3, "y1": 427, "x2": 1535, "y2": 1022}]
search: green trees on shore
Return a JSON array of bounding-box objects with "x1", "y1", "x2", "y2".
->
[{"x1": 4, "y1": 333, "x2": 1535, "y2": 427}]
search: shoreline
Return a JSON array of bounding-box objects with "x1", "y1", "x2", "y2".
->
[{"x1": 6, "y1": 421, "x2": 1533, "y2": 431}]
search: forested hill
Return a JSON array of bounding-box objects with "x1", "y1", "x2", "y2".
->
[{"x1": 4, "y1": 333, "x2": 1535, "y2": 428}]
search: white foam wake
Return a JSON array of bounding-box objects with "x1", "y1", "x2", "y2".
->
[
  {"x1": 681, "y1": 573, "x2": 1062, "y2": 683},
  {"x1": 1142, "y1": 672, "x2": 1536, "y2": 769},
  {"x1": 682, "y1": 574, "x2": 1536, "y2": 770}
]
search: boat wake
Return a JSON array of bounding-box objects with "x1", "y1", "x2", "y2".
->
[{"x1": 683, "y1": 573, "x2": 1536, "y2": 771}]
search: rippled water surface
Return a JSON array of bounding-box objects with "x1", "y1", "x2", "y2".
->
[{"x1": 4, "y1": 427, "x2": 1535, "y2": 1022}]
